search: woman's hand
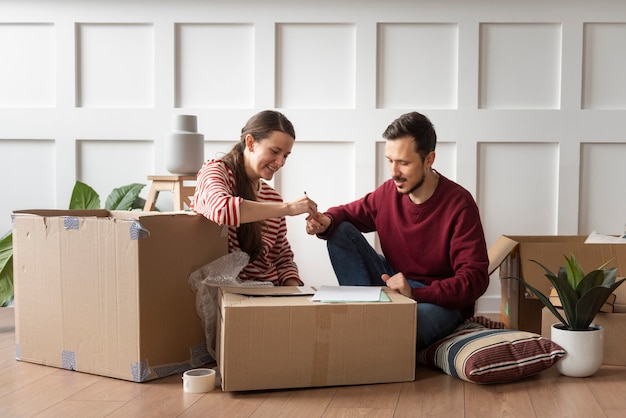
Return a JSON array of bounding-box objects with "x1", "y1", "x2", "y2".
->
[
  {"x1": 286, "y1": 194, "x2": 318, "y2": 218},
  {"x1": 382, "y1": 272, "x2": 414, "y2": 300},
  {"x1": 306, "y1": 211, "x2": 331, "y2": 235}
]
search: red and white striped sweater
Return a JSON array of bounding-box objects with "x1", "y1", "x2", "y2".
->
[{"x1": 191, "y1": 159, "x2": 301, "y2": 285}]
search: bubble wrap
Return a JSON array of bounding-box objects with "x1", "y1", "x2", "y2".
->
[{"x1": 188, "y1": 251, "x2": 272, "y2": 359}]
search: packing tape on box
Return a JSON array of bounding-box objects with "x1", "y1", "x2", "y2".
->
[
  {"x1": 129, "y1": 221, "x2": 150, "y2": 240},
  {"x1": 131, "y1": 359, "x2": 151, "y2": 382},
  {"x1": 63, "y1": 217, "x2": 80, "y2": 230},
  {"x1": 153, "y1": 362, "x2": 191, "y2": 379},
  {"x1": 61, "y1": 350, "x2": 77, "y2": 370},
  {"x1": 314, "y1": 342, "x2": 330, "y2": 385}
]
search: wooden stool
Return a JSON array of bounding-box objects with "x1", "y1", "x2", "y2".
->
[{"x1": 143, "y1": 175, "x2": 197, "y2": 211}]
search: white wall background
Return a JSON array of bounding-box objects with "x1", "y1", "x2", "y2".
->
[{"x1": 2, "y1": 0, "x2": 626, "y2": 313}]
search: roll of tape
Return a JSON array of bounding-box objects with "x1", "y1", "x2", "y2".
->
[{"x1": 182, "y1": 368, "x2": 216, "y2": 393}]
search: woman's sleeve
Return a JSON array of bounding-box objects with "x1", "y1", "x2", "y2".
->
[
  {"x1": 271, "y1": 218, "x2": 303, "y2": 285},
  {"x1": 191, "y1": 160, "x2": 243, "y2": 227}
]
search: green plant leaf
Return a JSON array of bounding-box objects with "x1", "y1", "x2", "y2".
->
[
  {"x1": 547, "y1": 271, "x2": 579, "y2": 328},
  {"x1": 576, "y1": 268, "x2": 615, "y2": 297},
  {"x1": 0, "y1": 232, "x2": 14, "y2": 307},
  {"x1": 600, "y1": 266, "x2": 618, "y2": 287},
  {"x1": 505, "y1": 275, "x2": 568, "y2": 326},
  {"x1": 523, "y1": 256, "x2": 626, "y2": 330},
  {"x1": 69, "y1": 181, "x2": 101, "y2": 209},
  {"x1": 104, "y1": 183, "x2": 146, "y2": 210},
  {"x1": 564, "y1": 254, "x2": 585, "y2": 290},
  {"x1": 574, "y1": 279, "x2": 626, "y2": 329}
]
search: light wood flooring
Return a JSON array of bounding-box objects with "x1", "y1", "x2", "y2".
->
[{"x1": 1, "y1": 307, "x2": 626, "y2": 417}]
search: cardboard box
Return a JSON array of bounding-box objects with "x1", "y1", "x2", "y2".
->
[
  {"x1": 12, "y1": 209, "x2": 227, "y2": 382},
  {"x1": 541, "y1": 304, "x2": 626, "y2": 366},
  {"x1": 216, "y1": 286, "x2": 417, "y2": 391},
  {"x1": 490, "y1": 235, "x2": 626, "y2": 334}
]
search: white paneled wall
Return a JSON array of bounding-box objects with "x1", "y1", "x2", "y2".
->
[{"x1": 2, "y1": 0, "x2": 626, "y2": 313}]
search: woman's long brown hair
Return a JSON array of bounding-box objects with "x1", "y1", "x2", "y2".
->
[{"x1": 221, "y1": 110, "x2": 295, "y2": 262}]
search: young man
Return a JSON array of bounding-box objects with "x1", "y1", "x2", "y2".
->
[{"x1": 306, "y1": 111, "x2": 489, "y2": 350}]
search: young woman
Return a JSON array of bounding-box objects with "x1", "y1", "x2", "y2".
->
[{"x1": 191, "y1": 110, "x2": 316, "y2": 285}]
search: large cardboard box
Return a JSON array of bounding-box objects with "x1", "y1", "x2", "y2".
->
[
  {"x1": 216, "y1": 286, "x2": 417, "y2": 391},
  {"x1": 490, "y1": 235, "x2": 626, "y2": 334},
  {"x1": 12, "y1": 209, "x2": 227, "y2": 382}
]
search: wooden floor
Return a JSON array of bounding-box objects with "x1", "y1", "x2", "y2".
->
[{"x1": 1, "y1": 307, "x2": 626, "y2": 418}]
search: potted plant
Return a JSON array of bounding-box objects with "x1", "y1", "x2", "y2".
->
[{"x1": 508, "y1": 254, "x2": 626, "y2": 377}]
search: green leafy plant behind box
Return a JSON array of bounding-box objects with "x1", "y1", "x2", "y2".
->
[
  {"x1": 0, "y1": 181, "x2": 145, "y2": 306},
  {"x1": 506, "y1": 254, "x2": 626, "y2": 331},
  {"x1": 69, "y1": 181, "x2": 146, "y2": 210},
  {"x1": 0, "y1": 233, "x2": 13, "y2": 307}
]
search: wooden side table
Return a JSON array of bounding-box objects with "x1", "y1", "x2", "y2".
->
[{"x1": 143, "y1": 175, "x2": 197, "y2": 211}]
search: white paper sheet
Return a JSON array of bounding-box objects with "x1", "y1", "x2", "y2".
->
[
  {"x1": 311, "y1": 285, "x2": 383, "y2": 302},
  {"x1": 585, "y1": 231, "x2": 626, "y2": 244}
]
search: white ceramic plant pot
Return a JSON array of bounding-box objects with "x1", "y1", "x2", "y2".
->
[
  {"x1": 551, "y1": 323, "x2": 604, "y2": 377},
  {"x1": 165, "y1": 114, "x2": 204, "y2": 175}
]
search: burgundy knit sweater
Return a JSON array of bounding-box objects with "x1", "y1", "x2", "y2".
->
[{"x1": 323, "y1": 173, "x2": 489, "y2": 319}]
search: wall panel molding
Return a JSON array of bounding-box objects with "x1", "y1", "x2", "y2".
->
[{"x1": 3, "y1": 0, "x2": 626, "y2": 311}]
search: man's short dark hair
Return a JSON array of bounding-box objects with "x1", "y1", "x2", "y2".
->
[{"x1": 382, "y1": 112, "x2": 437, "y2": 160}]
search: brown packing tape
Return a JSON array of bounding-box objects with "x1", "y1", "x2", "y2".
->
[{"x1": 313, "y1": 342, "x2": 330, "y2": 386}]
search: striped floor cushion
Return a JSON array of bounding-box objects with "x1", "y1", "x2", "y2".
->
[{"x1": 418, "y1": 322, "x2": 565, "y2": 384}]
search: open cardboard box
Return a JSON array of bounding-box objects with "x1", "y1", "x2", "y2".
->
[
  {"x1": 216, "y1": 286, "x2": 417, "y2": 391},
  {"x1": 489, "y1": 234, "x2": 626, "y2": 365},
  {"x1": 12, "y1": 209, "x2": 227, "y2": 382},
  {"x1": 489, "y1": 235, "x2": 626, "y2": 334}
]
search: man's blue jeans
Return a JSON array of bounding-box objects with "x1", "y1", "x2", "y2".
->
[{"x1": 327, "y1": 221, "x2": 463, "y2": 350}]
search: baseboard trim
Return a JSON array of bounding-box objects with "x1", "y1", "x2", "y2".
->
[{"x1": 475, "y1": 295, "x2": 500, "y2": 315}]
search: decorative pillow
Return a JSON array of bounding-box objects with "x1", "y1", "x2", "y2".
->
[{"x1": 418, "y1": 322, "x2": 565, "y2": 384}]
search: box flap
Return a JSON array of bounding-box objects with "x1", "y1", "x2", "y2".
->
[
  {"x1": 488, "y1": 235, "x2": 519, "y2": 275},
  {"x1": 13, "y1": 209, "x2": 110, "y2": 218},
  {"x1": 109, "y1": 210, "x2": 201, "y2": 221}
]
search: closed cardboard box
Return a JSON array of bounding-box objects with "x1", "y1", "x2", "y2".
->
[
  {"x1": 490, "y1": 235, "x2": 626, "y2": 334},
  {"x1": 216, "y1": 286, "x2": 417, "y2": 391},
  {"x1": 12, "y1": 209, "x2": 227, "y2": 382}
]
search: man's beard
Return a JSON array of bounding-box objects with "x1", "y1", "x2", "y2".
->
[{"x1": 393, "y1": 171, "x2": 425, "y2": 195}]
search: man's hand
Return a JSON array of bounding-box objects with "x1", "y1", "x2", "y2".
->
[
  {"x1": 306, "y1": 211, "x2": 331, "y2": 235},
  {"x1": 382, "y1": 272, "x2": 414, "y2": 300}
]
